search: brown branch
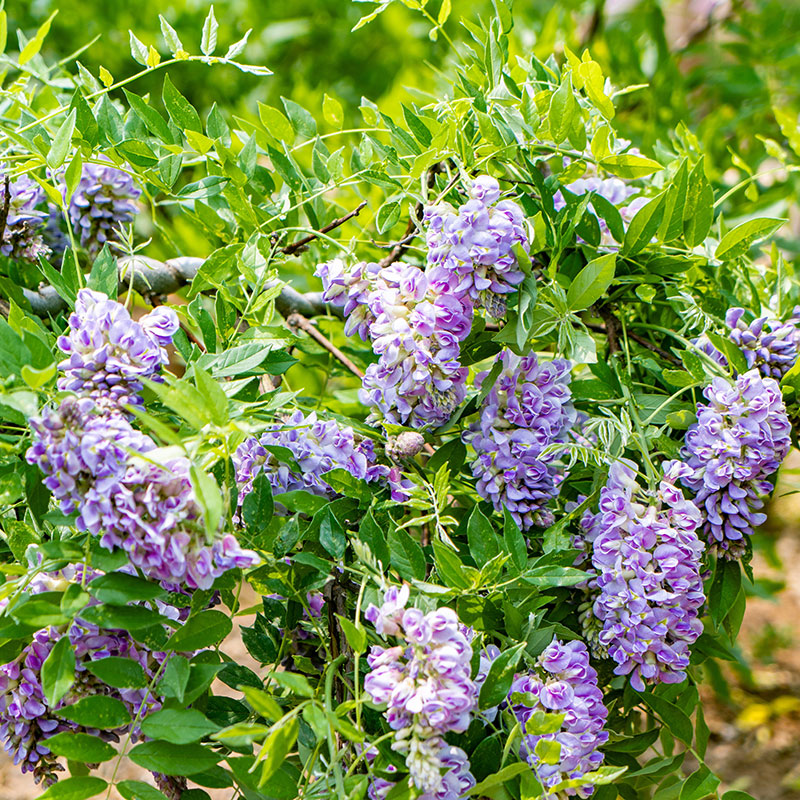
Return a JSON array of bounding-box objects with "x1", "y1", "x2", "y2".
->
[
  {"x1": 586, "y1": 320, "x2": 681, "y2": 366},
  {"x1": 0, "y1": 177, "x2": 10, "y2": 247},
  {"x1": 596, "y1": 304, "x2": 621, "y2": 356},
  {"x1": 280, "y1": 202, "x2": 367, "y2": 256},
  {"x1": 286, "y1": 313, "x2": 365, "y2": 379}
]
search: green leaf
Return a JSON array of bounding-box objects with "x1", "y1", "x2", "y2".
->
[
  {"x1": 704, "y1": 331, "x2": 748, "y2": 374},
  {"x1": 635, "y1": 690, "x2": 693, "y2": 745},
  {"x1": 467, "y1": 505, "x2": 499, "y2": 565},
  {"x1": 318, "y1": 506, "x2": 346, "y2": 558},
  {"x1": 141, "y1": 708, "x2": 220, "y2": 744},
  {"x1": 35, "y1": 776, "x2": 107, "y2": 800},
  {"x1": 322, "y1": 94, "x2": 344, "y2": 129},
  {"x1": 622, "y1": 192, "x2": 666, "y2": 255},
  {"x1": 679, "y1": 768, "x2": 721, "y2": 800},
  {"x1": 269, "y1": 670, "x2": 314, "y2": 698},
  {"x1": 715, "y1": 218, "x2": 784, "y2": 261},
  {"x1": 201, "y1": 5, "x2": 219, "y2": 56},
  {"x1": 190, "y1": 464, "x2": 224, "y2": 539},
  {"x1": 433, "y1": 540, "x2": 472, "y2": 590},
  {"x1": 192, "y1": 365, "x2": 229, "y2": 425},
  {"x1": 58, "y1": 696, "x2": 132, "y2": 729},
  {"x1": 566, "y1": 253, "x2": 616, "y2": 311},
  {"x1": 45, "y1": 732, "x2": 116, "y2": 763},
  {"x1": 336, "y1": 614, "x2": 367, "y2": 653},
  {"x1": 258, "y1": 103, "x2": 294, "y2": 143},
  {"x1": 549, "y1": 73, "x2": 577, "y2": 143},
  {"x1": 243, "y1": 472, "x2": 274, "y2": 531},
  {"x1": 282, "y1": 98, "x2": 317, "y2": 138},
  {"x1": 600, "y1": 154, "x2": 663, "y2": 178},
  {"x1": 47, "y1": 109, "x2": 76, "y2": 169},
  {"x1": 89, "y1": 571, "x2": 166, "y2": 605},
  {"x1": 478, "y1": 642, "x2": 525, "y2": 708},
  {"x1": 658, "y1": 159, "x2": 689, "y2": 243},
  {"x1": 157, "y1": 655, "x2": 190, "y2": 702},
  {"x1": 238, "y1": 686, "x2": 283, "y2": 721},
  {"x1": 578, "y1": 60, "x2": 614, "y2": 119},
  {"x1": 166, "y1": 610, "x2": 233, "y2": 651},
  {"x1": 87, "y1": 246, "x2": 117, "y2": 298},
  {"x1": 502, "y1": 507, "x2": 527, "y2": 571},
  {"x1": 535, "y1": 737, "x2": 562, "y2": 765},
  {"x1": 256, "y1": 717, "x2": 299, "y2": 786},
  {"x1": 78, "y1": 603, "x2": 165, "y2": 631},
  {"x1": 684, "y1": 158, "x2": 714, "y2": 247},
  {"x1": 377, "y1": 201, "x2": 401, "y2": 234},
  {"x1": 129, "y1": 741, "x2": 221, "y2": 776},
  {"x1": 124, "y1": 90, "x2": 174, "y2": 143},
  {"x1": 162, "y1": 74, "x2": 202, "y2": 133},
  {"x1": 389, "y1": 527, "x2": 427, "y2": 581},
  {"x1": 86, "y1": 657, "x2": 147, "y2": 689},
  {"x1": 19, "y1": 10, "x2": 58, "y2": 65},
  {"x1": 41, "y1": 636, "x2": 75, "y2": 708},
  {"x1": 117, "y1": 780, "x2": 169, "y2": 800}
]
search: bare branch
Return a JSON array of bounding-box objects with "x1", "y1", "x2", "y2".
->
[
  {"x1": 286, "y1": 312, "x2": 364, "y2": 379},
  {"x1": 280, "y1": 201, "x2": 367, "y2": 256}
]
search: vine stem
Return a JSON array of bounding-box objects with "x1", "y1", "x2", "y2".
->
[{"x1": 286, "y1": 313, "x2": 365, "y2": 379}]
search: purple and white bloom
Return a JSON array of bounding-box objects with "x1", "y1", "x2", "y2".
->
[
  {"x1": 581, "y1": 460, "x2": 705, "y2": 690},
  {"x1": 68, "y1": 161, "x2": 141, "y2": 255},
  {"x1": 464, "y1": 351, "x2": 576, "y2": 530},
  {"x1": 0, "y1": 174, "x2": 49, "y2": 262},
  {"x1": 678, "y1": 369, "x2": 791, "y2": 558},
  {"x1": 317, "y1": 260, "x2": 471, "y2": 428},
  {"x1": 364, "y1": 588, "x2": 477, "y2": 798},
  {"x1": 696, "y1": 307, "x2": 800, "y2": 381},
  {"x1": 57, "y1": 289, "x2": 178, "y2": 408},
  {"x1": 0, "y1": 568, "x2": 170, "y2": 785},
  {"x1": 509, "y1": 637, "x2": 608, "y2": 798},
  {"x1": 424, "y1": 176, "x2": 528, "y2": 317},
  {"x1": 234, "y1": 409, "x2": 387, "y2": 509}
]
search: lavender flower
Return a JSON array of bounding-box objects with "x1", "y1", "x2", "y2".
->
[
  {"x1": 679, "y1": 369, "x2": 791, "y2": 558},
  {"x1": 424, "y1": 176, "x2": 528, "y2": 317},
  {"x1": 0, "y1": 174, "x2": 49, "y2": 262},
  {"x1": 234, "y1": 409, "x2": 387, "y2": 509},
  {"x1": 69, "y1": 161, "x2": 141, "y2": 255},
  {"x1": 57, "y1": 289, "x2": 178, "y2": 408},
  {"x1": 0, "y1": 567, "x2": 168, "y2": 784},
  {"x1": 509, "y1": 637, "x2": 608, "y2": 798},
  {"x1": 464, "y1": 351, "x2": 576, "y2": 530},
  {"x1": 364, "y1": 587, "x2": 477, "y2": 798},
  {"x1": 316, "y1": 261, "x2": 471, "y2": 428},
  {"x1": 581, "y1": 460, "x2": 705, "y2": 690},
  {"x1": 696, "y1": 307, "x2": 800, "y2": 381},
  {"x1": 386, "y1": 432, "x2": 427, "y2": 460}
]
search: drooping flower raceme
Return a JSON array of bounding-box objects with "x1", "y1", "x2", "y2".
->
[
  {"x1": 464, "y1": 351, "x2": 576, "y2": 530},
  {"x1": 678, "y1": 369, "x2": 791, "y2": 558},
  {"x1": 57, "y1": 289, "x2": 178, "y2": 408},
  {"x1": 0, "y1": 174, "x2": 49, "y2": 262},
  {"x1": 0, "y1": 567, "x2": 168, "y2": 785},
  {"x1": 364, "y1": 586, "x2": 477, "y2": 799},
  {"x1": 580, "y1": 460, "x2": 705, "y2": 690},
  {"x1": 696, "y1": 307, "x2": 800, "y2": 381},
  {"x1": 509, "y1": 637, "x2": 608, "y2": 798},
  {"x1": 68, "y1": 161, "x2": 141, "y2": 255},
  {"x1": 424, "y1": 176, "x2": 528, "y2": 317},
  {"x1": 317, "y1": 260, "x2": 471, "y2": 428}
]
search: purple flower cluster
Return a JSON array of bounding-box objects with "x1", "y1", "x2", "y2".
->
[
  {"x1": 678, "y1": 370, "x2": 791, "y2": 558},
  {"x1": 234, "y1": 409, "x2": 386, "y2": 503},
  {"x1": 69, "y1": 161, "x2": 141, "y2": 255},
  {"x1": 581, "y1": 460, "x2": 705, "y2": 690},
  {"x1": 0, "y1": 567, "x2": 167, "y2": 784},
  {"x1": 424, "y1": 176, "x2": 528, "y2": 318},
  {"x1": 57, "y1": 289, "x2": 178, "y2": 408},
  {"x1": 509, "y1": 637, "x2": 608, "y2": 798},
  {"x1": 464, "y1": 351, "x2": 576, "y2": 530},
  {"x1": 317, "y1": 260, "x2": 471, "y2": 428},
  {"x1": 27, "y1": 292, "x2": 258, "y2": 589},
  {"x1": 364, "y1": 586, "x2": 477, "y2": 799},
  {"x1": 696, "y1": 307, "x2": 800, "y2": 381},
  {"x1": 0, "y1": 174, "x2": 49, "y2": 262}
]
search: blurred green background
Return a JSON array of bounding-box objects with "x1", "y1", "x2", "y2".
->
[{"x1": 11, "y1": 0, "x2": 800, "y2": 182}]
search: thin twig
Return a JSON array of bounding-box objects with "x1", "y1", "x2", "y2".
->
[
  {"x1": 286, "y1": 313, "x2": 365, "y2": 379},
  {"x1": 586, "y1": 320, "x2": 681, "y2": 365},
  {"x1": 0, "y1": 177, "x2": 10, "y2": 247},
  {"x1": 280, "y1": 202, "x2": 367, "y2": 256},
  {"x1": 596, "y1": 304, "x2": 621, "y2": 355}
]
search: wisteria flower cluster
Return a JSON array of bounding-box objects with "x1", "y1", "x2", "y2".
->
[
  {"x1": 363, "y1": 586, "x2": 477, "y2": 799},
  {"x1": 316, "y1": 176, "x2": 528, "y2": 428},
  {"x1": 465, "y1": 351, "x2": 576, "y2": 530},
  {"x1": 697, "y1": 306, "x2": 800, "y2": 381},
  {"x1": 68, "y1": 161, "x2": 141, "y2": 255},
  {"x1": 0, "y1": 566, "x2": 167, "y2": 784},
  {"x1": 27, "y1": 289, "x2": 258, "y2": 589},
  {"x1": 678, "y1": 369, "x2": 791, "y2": 559},
  {"x1": 580, "y1": 460, "x2": 705, "y2": 690},
  {"x1": 509, "y1": 637, "x2": 608, "y2": 798},
  {"x1": 317, "y1": 260, "x2": 471, "y2": 428},
  {"x1": 424, "y1": 175, "x2": 528, "y2": 318},
  {"x1": 0, "y1": 174, "x2": 49, "y2": 262}
]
